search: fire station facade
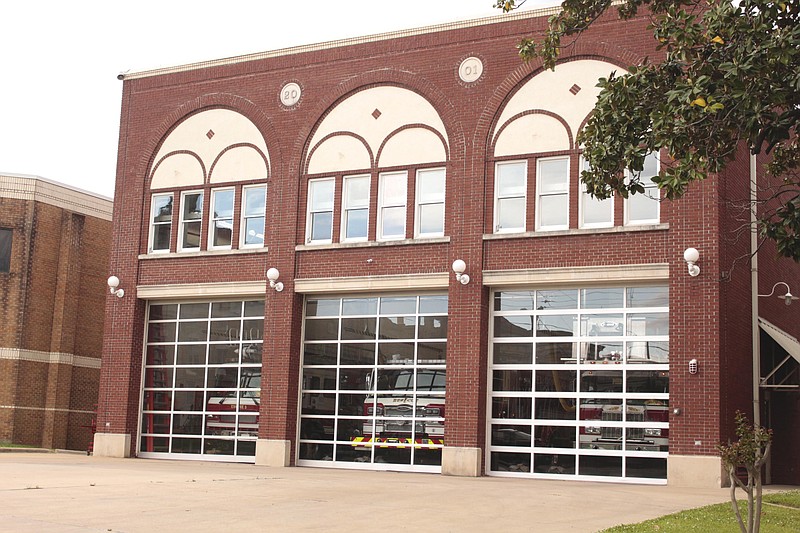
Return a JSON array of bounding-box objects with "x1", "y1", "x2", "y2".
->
[{"x1": 95, "y1": 7, "x2": 800, "y2": 486}]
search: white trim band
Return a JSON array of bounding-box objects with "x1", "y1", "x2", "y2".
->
[
  {"x1": 483, "y1": 263, "x2": 670, "y2": 287},
  {"x1": 0, "y1": 348, "x2": 101, "y2": 369},
  {"x1": 295, "y1": 272, "x2": 449, "y2": 293},
  {"x1": 137, "y1": 281, "x2": 268, "y2": 299},
  {"x1": 0, "y1": 405, "x2": 96, "y2": 415}
]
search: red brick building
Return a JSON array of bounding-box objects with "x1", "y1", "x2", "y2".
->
[
  {"x1": 0, "y1": 173, "x2": 112, "y2": 451},
  {"x1": 94, "y1": 7, "x2": 800, "y2": 485}
]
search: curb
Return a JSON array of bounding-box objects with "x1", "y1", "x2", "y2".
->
[
  {"x1": 0, "y1": 448, "x2": 86, "y2": 454},
  {"x1": 0, "y1": 447, "x2": 53, "y2": 454}
]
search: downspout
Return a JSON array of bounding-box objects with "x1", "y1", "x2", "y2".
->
[
  {"x1": 750, "y1": 153, "x2": 760, "y2": 428},
  {"x1": 750, "y1": 152, "x2": 771, "y2": 484}
]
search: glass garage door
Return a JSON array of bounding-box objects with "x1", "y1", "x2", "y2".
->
[
  {"x1": 488, "y1": 286, "x2": 669, "y2": 483},
  {"x1": 140, "y1": 300, "x2": 264, "y2": 462},
  {"x1": 299, "y1": 294, "x2": 447, "y2": 472}
]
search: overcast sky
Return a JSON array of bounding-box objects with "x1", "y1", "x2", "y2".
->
[{"x1": 0, "y1": 1, "x2": 554, "y2": 199}]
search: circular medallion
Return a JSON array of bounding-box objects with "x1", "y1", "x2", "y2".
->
[
  {"x1": 280, "y1": 82, "x2": 302, "y2": 107},
  {"x1": 458, "y1": 57, "x2": 484, "y2": 84}
]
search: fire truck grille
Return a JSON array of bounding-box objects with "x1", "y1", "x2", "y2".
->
[
  {"x1": 384, "y1": 406, "x2": 411, "y2": 417},
  {"x1": 599, "y1": 410, "x2": 646, "y2": 440},
  {"x1": 384, "y1": 405, "x2": 412, "y2": 433}
]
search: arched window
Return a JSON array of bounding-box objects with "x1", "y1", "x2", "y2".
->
[
  {"x1": 147, "y1": 109, "x2": 270, "y2": 253},
  {"x1": 303, "y1": 86, "x2": 449, "y2": 245},
  {"x1": 489, "y1": 60, "x2": 659, "y2": 234}
]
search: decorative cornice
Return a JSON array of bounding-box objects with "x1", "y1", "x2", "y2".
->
[
  {"x1": 0, "y1": 173, "x2": 113, "y2": 221},
  {"x1": 121, "y1": 6, "x2": 562, "y2": 81}
]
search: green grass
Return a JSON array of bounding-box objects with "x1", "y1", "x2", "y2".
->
[
  {"x1": 763, "y1": 491, "x2": 800, "y2": 509},
  {"x1": 600, "y1": 491, "x2": 800, "y2": 533}
]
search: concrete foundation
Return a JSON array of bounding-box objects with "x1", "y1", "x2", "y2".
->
[
  {"x1": 255, "y1": 439, "x2": 291, "y2": 467},
  {"x1": 92, "y1": 433, "x2": 131, "y2": 458},
  {"x1": 441, "y1": 446, "x2": 481, "y2": 477},
  {"x1": 668, "y1": 455, "x2": 724, "y2": 488}
]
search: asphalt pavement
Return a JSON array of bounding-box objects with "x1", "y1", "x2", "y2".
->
[{"x1": 0, "y1": 451, "x2": 767, "y2": 532}]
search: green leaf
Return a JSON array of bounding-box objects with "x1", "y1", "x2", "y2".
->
[{"x1": 497, "y1": 0, "x2": 800, "y2": 260}]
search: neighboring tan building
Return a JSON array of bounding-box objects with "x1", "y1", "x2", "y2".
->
[
  {"x1": 93, "y1": 6, "x2": 799, "y2": 486},
  {"x1": 0, "y1": 173, "x2": 112, "y2": 450}
]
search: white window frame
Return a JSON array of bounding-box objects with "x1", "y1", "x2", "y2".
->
[
  {"x1": 340, "y1": 175, "x2": 370, "y2": 242},
  {"x1": 149, "y1": 193, "x2": 173, "y2": 254},
  {"x1": 415, "y1": 167, "x2": 445, "y2": 238},
  {"x1": 178, "y1": 190, "x2": 204, "y2": 252},
  {"x1": 139, "y1": 300, "x2": 264, "y2": 463},
  {"x1": 579, "y1": 157, "x2": 614, "y2": 229},
  {"x1": 208, "y1": 187, "x2": 235, "y2": 251},
  {"x1": 306, "y1": 178, "x2": 335, "y2": 244},
  {"x1": 377, "y1": 171, "x2": 408, "y2": 241},
  {"x1": 240, "y1": 185, "x2": 266, "y2": 248},
  {"x1": 494, "y1": 160, "x2": 527, "y2": 233},
  {"x1": 487, "y1": 286, "x2": 670, "y2": 483},
  {"x1": 298, "y1": 294, "x2": 448, "y2": 473},
  {"x1": 624, "y1": 152, "x2": 661, "y2": 226},
  {"x1": 535, "y1": 156, "x2": 570, "y2": 231}
]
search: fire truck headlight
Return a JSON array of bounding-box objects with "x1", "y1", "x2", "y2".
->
[
  {"x1": 585, "y1": 426, "x2": 601, "y2": 435},
  {"x1": 644, "y1": 428, "x2": 662, "y2": 437},
  {"x1": 424, "y1": 407, "x2": 440, "y2": 416}
]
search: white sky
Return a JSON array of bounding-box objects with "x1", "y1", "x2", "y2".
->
[{"x1": 1, "y1": 1, "x2": 553, "y2": 199}]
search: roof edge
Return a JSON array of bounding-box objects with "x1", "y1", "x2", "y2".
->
[
  {"x1": 119, "y1": 6, "x2": 561, "y2": 81},
  {"x1": 0, "y1": 173, "x2": 114, "y2": 221}
]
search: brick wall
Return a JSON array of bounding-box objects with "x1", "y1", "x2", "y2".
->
[
  {"x1": 0, "y1": 191, "x2": 109, "y2": 449},
  {"x1": 97, "y1": 8, "x2": 789, "y2": 468}
]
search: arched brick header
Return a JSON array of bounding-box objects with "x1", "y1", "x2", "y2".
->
[
  {"x1": 149, "y1": 150, "x2": 207, "y2": 187},
  {"x1": 135, "y1": 93, "x2": 281, "y2": 192},
  {"x1": 291, "y1": 69, "x2": 466, "y2": 180},
  {"x1": 209, "y1": 142, "x2": 271, "y2": 183},
  {"x1": 375, "y1": 124, "x2": 450, "y2": 169},
  {"x1": 490, "y1": 109, "x2": 575, "y2": 155},
  {"x1": 305, "y1": 131, "x2": 374, "y2": 175},
  {"x1": 474, "y1": 40, "x2": 648, "y2": 161}
]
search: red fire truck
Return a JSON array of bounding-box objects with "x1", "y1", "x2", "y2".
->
[
  {"x1": 351, "y1": 366, "x2": 445, "y2": 449},
  {"x1": 578, "y1": 369, "x2": 669, "y2": 452},
  {"x1": 205, "y1": 368, "x2": 261, "y2": 437}
]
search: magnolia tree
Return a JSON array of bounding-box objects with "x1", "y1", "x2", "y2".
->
[{"x1": 496, "y1": 0, "x2": 800, "y2": 260}]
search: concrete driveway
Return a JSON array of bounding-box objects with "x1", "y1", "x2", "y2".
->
[{"x1": 0, "y1": 452, "x2": 743, "y2": 532}]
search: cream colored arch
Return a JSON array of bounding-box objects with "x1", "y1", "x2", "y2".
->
[
  {"x1": 150, "y1": 109, "x2": 270, "y2": 190},
  {"x1": 378, "y1": 128, "x2": 447, "y2": 168},
  {"x1": 150, "y1": 153, "x2": 205, "y2": 189},
  {"x1": 307, "y1": 134, "x2": 372, "y2": 175},
  {"x1": 210, "y1": 145, "x2": 270, "y2": 184},
  {"x1": 494, "y1": 114, "x2": 571, "y2": 157},
  {"x1": 492, "y1": 59, "x2": 626, "y2": 152},
  {"x1": 307, "y1": 86, "x2": 448, "y2": 173}
]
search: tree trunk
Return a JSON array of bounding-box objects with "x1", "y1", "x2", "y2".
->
[{"x1": 729, "y1": 467, "x2": 747, "y2": 533}]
